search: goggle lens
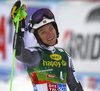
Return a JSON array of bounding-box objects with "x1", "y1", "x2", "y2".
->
[{"x1": 32, "y1": 9, "x2": 54, "y2": 24}]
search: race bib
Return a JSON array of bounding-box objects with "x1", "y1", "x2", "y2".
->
[{"x1": 33, "y1": 83, "x2": 67, "y2": 91}]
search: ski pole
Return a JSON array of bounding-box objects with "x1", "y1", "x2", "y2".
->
[
  {"x1": 10, "y1": 0, "x2": 27, "y2": 90},
  {"x1": 10, "y1": 5, "x2": 22, "y2": 91}
]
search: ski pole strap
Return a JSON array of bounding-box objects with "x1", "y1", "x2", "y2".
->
[
  {"x1": 14, "y1": 5, "x2": 27, "y2": 23},
  {"x1": 14, "y1": 6, "x2": 21, "y2": 23}
]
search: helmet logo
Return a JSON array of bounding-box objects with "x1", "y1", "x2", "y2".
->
[{"x1": 43, "y1": 20, "x2": 47, "y2": 23}]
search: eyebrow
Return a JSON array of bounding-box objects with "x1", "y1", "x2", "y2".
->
[
  {"x1": 38, "y1": 24, "x2": 53, "y2": 33},
  {"x1": 38, "y1": 29, "x2": 45, "y2": 34}
]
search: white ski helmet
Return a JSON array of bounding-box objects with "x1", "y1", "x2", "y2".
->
[{"x1": 28, "y1": 8, "x2": 59, "y2": 46}]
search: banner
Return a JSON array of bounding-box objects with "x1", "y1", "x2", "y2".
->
[
  {"x1": 57, "y1": 3, "x2": 100, "y2": 73},
  {"x1": 0, "y1": 5, "x2": 13, "y2": 82}
]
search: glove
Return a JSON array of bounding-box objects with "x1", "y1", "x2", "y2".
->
[
  {"x1": 11, "y1": 0, "x2": 27, "y2": 25},
  {"x1": 11, "y1": 0, "x2": 27, "y2": 37}
]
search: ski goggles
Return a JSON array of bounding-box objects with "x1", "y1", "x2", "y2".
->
[{"x1": 31, "y1": 9, "x2": 55, "y2": 24}]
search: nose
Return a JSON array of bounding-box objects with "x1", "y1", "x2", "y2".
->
[{"x1": 47, "y1": 31, "x2": 52, "y2": 38}]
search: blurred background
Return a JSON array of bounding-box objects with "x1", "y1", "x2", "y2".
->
[{"x1": 0, "y1": 0, "x2": 100, "y2": 91}]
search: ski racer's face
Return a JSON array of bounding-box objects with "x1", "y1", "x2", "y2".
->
[{"x1": 37, "y1": 23, "x2": 57, "y2": 46}]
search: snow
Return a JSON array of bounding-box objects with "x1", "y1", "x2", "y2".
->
[{"x1": 0, "y1": 74, "x2": 33, "y2": 91}]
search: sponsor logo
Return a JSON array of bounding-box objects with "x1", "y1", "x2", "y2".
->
[
  {"x1": 0, "y1": 16, "x2": 6, "y2": 60},
  {"x1": 50, "y1": 54, "x2": 62, "y2": 61},
  {"x1": 58, "y1": 83, "x2": 67, "y2": 91},
  {"x1": 63, "y1": 30, "x2": 100, "y2": 60},
  {"x1": 33, "y1": 84, "x2": 38, "y2": 91},
  {"x1": 47, "y1": 74, "x2": 56, "y2": 78},
  {"x1": 0, "y1": 67, "x2": 11, "y2": 82},
  {"x1": 37, "y1": 68, "x2": 53, "y2": 73},
  {"x1": 47, "y1": 83, "x2": 58, "y2": 91},
  {"x1": 43, "y1": 60, "x2": 66, "y2": 68},
  {"x1": 43, "y1": 20, "x2": 47, "y2": 23}
]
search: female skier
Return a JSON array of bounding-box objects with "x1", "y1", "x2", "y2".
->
[{"x1": 11, "y1": 1, "x2": 84, "y2": 91}]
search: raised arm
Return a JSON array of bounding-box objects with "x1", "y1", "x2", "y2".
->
[
  {"x1": 11, "y1": 1, "x2": 41, "y2": 68},
  {"x1": 14, "y1": 34, "x2": 41, "y2": 68}
]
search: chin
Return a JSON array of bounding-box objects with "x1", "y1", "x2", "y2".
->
[
  {"x1": 48, "y1": 42, "x2": 56, "y2": 46},
  {"x1": 43, "y1": 39, "x2": 57, "y2": 46}
]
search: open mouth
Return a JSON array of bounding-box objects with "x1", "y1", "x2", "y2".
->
[{"x1": 47, "y1": 37, "x2": 54, "y2": 41}]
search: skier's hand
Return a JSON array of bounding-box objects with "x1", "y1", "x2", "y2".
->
[
  {"x1": 11, "y1": 0, "x2": 27, "y2": 28},
  {"x1": 11, "y1": 0, "x2": 27, "y2": 37}
]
